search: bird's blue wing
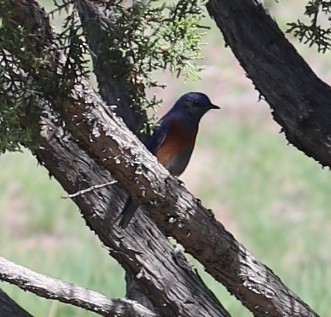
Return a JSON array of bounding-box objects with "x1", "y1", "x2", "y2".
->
[{"x1": 145, "y1": 118, "x2": 171, "y2": 154}]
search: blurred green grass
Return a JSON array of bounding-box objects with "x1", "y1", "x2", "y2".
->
[{"x1": 1, "y1": 1, "x2": 331, "y2": 316}]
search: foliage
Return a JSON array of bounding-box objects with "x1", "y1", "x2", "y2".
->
[
  {"x1": 0, "y1": 16, "x2": 43, "y2": 152},
  {"x1": 77, "y1": 0, "x2": 206, "y2": 133},
  {"x1": 113, "y1": 0, "x2": 206, "y2": 79},
  {"x1": 56, "y1": 4, "x2": 90, "y2": 99},
  {"x1": 110, "y1": 0, "x2": 207, "y2": 131},
  {"x1": 0, "y1": 0, "x2": 63, "y2": 152},
  {"x1": 0, "y1": 0, "x2": 207, "y2": 152},
  {"x1": 287, "y1": 0, "x2": 331, "y2": 53}
]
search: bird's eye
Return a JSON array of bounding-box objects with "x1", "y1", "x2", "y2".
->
[{"x1": 193, "y1": 100, "x2": 199, "y2": 107}]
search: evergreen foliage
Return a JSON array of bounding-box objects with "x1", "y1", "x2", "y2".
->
[
  {"x1": 0, "y1": 0, "x2": 207, "y2": 152},
  {"x1": 287, "y1": 0, "x2": 331, "y2": 53},
  {"x1": 1, "y1": 0, "x2": 330, "y2": 153}
]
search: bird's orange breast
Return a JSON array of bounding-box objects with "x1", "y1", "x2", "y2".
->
[{"x1": 155, "y1": 120, "x2": 197, "y2": 169}]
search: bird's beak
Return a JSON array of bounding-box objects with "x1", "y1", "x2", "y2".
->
[{"x1": 210, "y1": 104, "x2": 220, "y2": 110}]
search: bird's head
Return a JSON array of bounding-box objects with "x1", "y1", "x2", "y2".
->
[{"x1": 171, "y1": 92, "x2": 220, "y2": 127}]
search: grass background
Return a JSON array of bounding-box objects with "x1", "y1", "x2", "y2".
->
[{"x1": 1, "y1": 1, "x2": 331, "y2": 316}]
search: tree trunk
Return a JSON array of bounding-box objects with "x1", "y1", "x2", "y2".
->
[
  {"x1": 0, "y1": 0, "x2": 326, "y2": 316},
  {"x1": 207, "y1": 0, "x2": 331, "y2": 167}
]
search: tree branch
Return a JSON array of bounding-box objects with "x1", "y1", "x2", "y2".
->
[
  {"x1": 36, "y1": 103, "x2": 230, "y2": 317},
  {"x1": 2, "y1": 0, "x2": 321, "y2": 316},
  {"x1": 0, "y1": 257, "x2": 158, "y2": 317},
  {"x1": 56, "y1": 78, "x2": 319, "y2": 317},
  {"x1": 2, "y1": 2, "x2": 230, "y2": 315},
  {"x1": 206, "y1": 0, "x2": 331, "y2": 167},
  {"x1": 76, "y1": 0, "x2": 145, "y2": 135}
]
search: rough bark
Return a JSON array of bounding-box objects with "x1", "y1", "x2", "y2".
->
[
  {"x1": 1, "y1": 2, "x2": 230, "y2": 316},
  {"x1": 76, "y1": 0, "x2": 144, "y2": 135},
  {"x1": 0, "y1": 0, "x2": 325, "y2": 316},
  {"x1": 206, "y1": 0, "x2": 331, "y2": 167},
  {"x1": 0, "y1": 288, "x2": 33, "y2": 317},
  {"x1": 76, "y1": 0, "x2": 155, "y2": 306},
  {"x1": 57, "y1": 74, "x2": 319, "y2": 317},
  {"x1": 36, "y1": 105, "x2": 229, "y2": 317}
]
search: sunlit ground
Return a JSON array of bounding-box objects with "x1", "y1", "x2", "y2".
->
[{"x1": 1, "y1": 1, "x2": 331, "y2": 316}]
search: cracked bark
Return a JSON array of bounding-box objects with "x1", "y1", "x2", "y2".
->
[
  {"x1": 54, "y1": 73, "x2": 319, "y2": 317},
  {"x1": 76, "y1": 0, "x2": 144, "y2": 134},
  {"x1": 35, "y1": 104, "x2": 230, "y2": 317},
  {"x1": 206, "y1": 0, "x2": 331, "y2": 167},
  {"x1": 0, "y1": 0, "x2": 327, "y2": 316}
]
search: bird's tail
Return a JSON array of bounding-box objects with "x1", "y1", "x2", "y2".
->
[{"x1": 118, "y1": 197, "x2": 138, "y2": 229}]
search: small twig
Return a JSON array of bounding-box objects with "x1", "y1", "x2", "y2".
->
[
  {"x1": 0, "y1": 257, "x2": 158, "y2": 317},
  {"x1": 62, "y1": 180, "x2": 117, "y2": 199}
]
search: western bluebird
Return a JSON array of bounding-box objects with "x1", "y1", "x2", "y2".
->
[{"x1": 118, "y1": 92, "x2": 219, "y2": 228}]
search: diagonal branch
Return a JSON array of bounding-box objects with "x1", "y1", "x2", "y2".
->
[
  {"x1": 1, "y1": 2, "x2": 230, "y2": 315},
  {"x1": 35, "y1": 103, "x2": 230, "y2": 317},
  {"x1": 1, "y1": 0, "x2": 322, "y2": 316},
  {"x1": 0, "y1": 257, "x2": 157, "y2": 317},
  {"x1": 207, "y1": 0, "x2": 331, "y2": 167},
  {"x1": 57, "y1": 71, "x2": 319, "y2": 317}
]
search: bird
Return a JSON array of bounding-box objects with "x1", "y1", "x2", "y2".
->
[{"x1": 118, "y1": 92, "x2": 219, "y2": 228}]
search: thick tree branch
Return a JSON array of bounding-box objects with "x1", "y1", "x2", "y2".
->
[
  {"x1": 207, "y1": 0, "x2": 331, "y2": 167},
  {"x1": 37, "y1": 105, "x2": 229, "y2": 317},
  {"x1": 0, "y1": 257, "x2": 157, "y2": 317},
  {"x1": 2, "y1": 2, "x2": 229, "y2": 316},
  {"x1": 76, "y1": 0, "x2": 144, "y2": 134},
  {"x1": 2, "y1": 0, "x2": 321, "y2": 316},
  {"x1": 59, "y1": 74, "x2": 319, "y2": 317}
]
